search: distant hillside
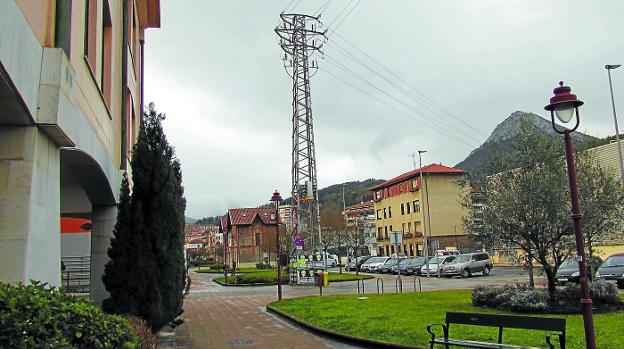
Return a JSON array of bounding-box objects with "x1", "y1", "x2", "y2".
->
[
  {"x1": 264, "y1": 178, "x2": 385, "y2": 210},
  {"x1": 455, "y1": 111, "x2": 600, "y2": 176},
  {"x1": 185, "y1": 216, "x2": 197, "y2": 224}
]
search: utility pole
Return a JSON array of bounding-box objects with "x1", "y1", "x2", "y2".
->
[
  {"x1": 275, "y1": 14, "x2": 326, "y2": 260},
  {"x1": 418, "y1": 150, "x2": 430, "y2": 277}
]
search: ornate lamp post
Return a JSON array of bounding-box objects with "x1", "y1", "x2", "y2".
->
[
  {"x1": 544, "y1": 81, "x2": 596, "y2": 349},
  {"x1": 270, "y1": 190, "x2": 283, "y2": 300}
]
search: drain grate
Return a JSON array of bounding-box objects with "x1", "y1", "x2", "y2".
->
[{"x1": 230, "y1": 338, "x2": 257, "y2": 347}]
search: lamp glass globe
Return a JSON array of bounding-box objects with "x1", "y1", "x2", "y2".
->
[{"x1": 554, "y1": 104, "x2": 575, "y2": 123}]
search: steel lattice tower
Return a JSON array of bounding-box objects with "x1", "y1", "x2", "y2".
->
[{"x1": 275, "y1": 14, "x2": 326, "y2": 253}]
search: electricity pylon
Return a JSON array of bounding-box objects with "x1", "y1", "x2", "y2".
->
[{"x1": 275, "y1": 13, "x2": 326, "y2": 255}]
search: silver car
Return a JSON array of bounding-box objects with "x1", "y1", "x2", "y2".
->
[
  {"x1": 441, "y1": 252, "x2": 492, "y2": 278},
  {"x1": 420, "y1": 255, "x2": 456, "y2": 276}
]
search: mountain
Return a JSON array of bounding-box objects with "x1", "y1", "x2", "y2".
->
[
  {"x1": 184, "y1": 216, "x2": 197, "y2": 225},
  {"x1": 455, "y1": 111, "x2": 599, "y2": 175},
  {"x1": 265, "y1": 178, "x2": 386, "y2": 210}
]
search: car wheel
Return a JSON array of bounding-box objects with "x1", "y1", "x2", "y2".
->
[
  {"x1": 483, "y1": 266, "x2": 491, "y2": 276},
  {"x1": 461, "y1": 269, "x2": 470, "y2": 278}
]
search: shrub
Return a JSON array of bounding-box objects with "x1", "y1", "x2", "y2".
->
[
  {"x1": 0, "y1": 281, "x2": 138, "y2": 348},
  {"x1": 472, "y1": 283, "x2": 547, "y2": 312},
  {"x1": 561, "y1": 279, "x2": 620, "y2": 306},
  {"x1": 126, "y1": 316, "x2": 157, "y2": 349}
]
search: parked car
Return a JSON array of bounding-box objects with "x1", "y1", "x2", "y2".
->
[
  {"x1": 345, "y1": 256, "x2": 372, "y2": 271},
  {"x1": 379, "y1": 258, "x2": 405, "y2": 273},
  {"x1": 405, "y1": 257, "x2": 428, "y2": 275},
  {"x1": 361, "y1": 257, "x2": 383, "y2": 272},
  {"x1": 440, "y1": 252, "x2": 492, "y2": 278},
  {"x1": 420, "y1": 255, "x2": 456, "y2": 276},
  {"x1": 596, "y1": 253, "x2": 624, "y2": 281},
  {"x1": 554, "y1": 258, "x2": 595, "y2": 285},
  {"x1": 617, "y1": 276, "x2": 624, "y2": 289},
  {"x1": 367, "y1": 257, "x2": 391, "y2": 273}
]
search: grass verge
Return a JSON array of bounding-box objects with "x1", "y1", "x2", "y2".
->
[
  {"x1": 270, "y1": 289, "x2": 624, "y2": 349},
  {"x1": 213, "y1": 270, "x2": 373, "y2": 285}
]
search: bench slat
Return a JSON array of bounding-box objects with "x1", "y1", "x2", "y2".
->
[
  {"x1": 446, "y1": 312, "x2": 566, "y2": 332},
  {"x1": 432, "y1": 338, "x2": 541, "y2": 349}
]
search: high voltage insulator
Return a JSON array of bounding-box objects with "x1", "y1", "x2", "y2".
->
[{"x1": 275, "y1": 13, "x2": 326, "y2": 256}]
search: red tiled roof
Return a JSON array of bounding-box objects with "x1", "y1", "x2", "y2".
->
[
  {"x1": 345, "y1": 200, "x2": 374, "y2": 211},
  {"x1": 228, "y1": 208, "x2": 280, "y2": 226},
  {"x1": 368, "y1": 164, "x2": 465, "y2": 191}
]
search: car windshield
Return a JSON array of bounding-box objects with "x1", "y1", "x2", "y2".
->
[
  {"x1": 428, "y1": 257, "x2": 443, "y2": 264},
  {"x1": 411, "y1": 257, "x2": 426, "y2": 265},
  {"x1": 602, "y1": 255, "x2": 624, "y2": 267},
  {"x1": 385, "y1": 258, "x2": 398, "y2": 265},
  {"x1": 452, "y1": 255, "x2": 471, "y2": 263},
  {"x1": 560, "y1": 259, "x2": 577, "y2": 269},
  {"x1": 365, "y1": 258, "x2": 381, "y2": 264}
]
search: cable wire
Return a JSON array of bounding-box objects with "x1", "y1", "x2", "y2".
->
[
  {"x1": 326, "y1": 0, "x2": 356, "y2": 31},
  {"x1": 328, "y1": 0, "x2": 362, "y2": 37}
]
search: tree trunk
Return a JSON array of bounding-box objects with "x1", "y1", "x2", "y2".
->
[
  {"x1": 338, "y1": 243, "x2": 343, "y2": 274},
  {"x1": 543, "y1": 264, "x2": 557, "y2": 300},
  {"x1": 527, "y1": 246, "x2": 535, "y2": 288}
]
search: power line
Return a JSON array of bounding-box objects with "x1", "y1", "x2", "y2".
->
[
  {"x1": 320, "y1": 64, "x2": 476, "y2": 148},
  {"x1": 323, "y1": 55, "x2": 481, "y2": 145},
  {"x1": 332, "y1": 31, "x2": 483, "y2": 136},
  {"x1": 325, "y1": 39, "x2": 482, "y2": 140},
  {"x1": 326, "y1": 0, "x2": 355, "y2": 31},
  {"x1": 328, "y1": 0, "x2": 362, "y2": 37},
  {"x1": 314, "y1": 0, "x2": 333, "y2": 16}
]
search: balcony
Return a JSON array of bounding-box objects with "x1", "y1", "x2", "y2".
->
[{"x1": 404, "y1": 233, "x2": 413, "y2": 239}]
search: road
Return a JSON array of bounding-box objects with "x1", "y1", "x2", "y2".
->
[{"x1": 158, "y1": 267, "x2": 533, "y2": 349}]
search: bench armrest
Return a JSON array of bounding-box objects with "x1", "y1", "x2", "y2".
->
[
  {"x1": 545, "y1": 333, "x2": 564, "y2": 349},
  {"x1": 426, "y1": 323, "x2": 448, "y2": 342}
]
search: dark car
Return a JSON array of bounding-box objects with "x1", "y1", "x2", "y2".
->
[
  {"x1": 379, "y1": 258, "x2": 404, "y2": 274},
  {"x1": 617, "y1": 276, "x2": 624, "y2": 289},
  {"x1": 596, "y1": 253, "x2": 624, "y2": 281},
  {"x1": 555, "y1": 259, "x2": 583, "y2": 285},
  {"x1": 345, "y1": 256, "x2": 372, "y2": 272},
  {"x1": 392, "y1": 257, "x2": 426, "y2": 275}
]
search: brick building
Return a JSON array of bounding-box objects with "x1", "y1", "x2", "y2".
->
[{"x1": 224, "y1": 208, "x2": 284, "y2": 265}]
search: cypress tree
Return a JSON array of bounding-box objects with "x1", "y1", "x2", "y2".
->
[{"x1": 103, "y1": 103, "x2": 186, "y2": 332}]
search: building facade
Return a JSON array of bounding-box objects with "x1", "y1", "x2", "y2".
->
[
  {"x1": 225, "y1": 208, "x2": 284, "y2": 265},
  {"x1": 0, "y1": 0, "x2": 160, "y2": 304},
  {"x1": 369, "y1": 164, "x2": 469, "y2": 257},
  {"x1": 344, "y1": 200, "x2": 377, "y2": 256}
]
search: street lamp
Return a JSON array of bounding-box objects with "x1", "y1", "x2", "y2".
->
[
  {"x1": 270, "y1": 190, "x2": 283, "y2": 300},
  {"x1": 418, "y1": 150, "x2": 430, "y2": 277},
  {"x1": 605, "y1": 64, "x2": 624, "y2": 182},
  {"x1": 544, "y1": 81, "x2": 596, "y2": 349}
]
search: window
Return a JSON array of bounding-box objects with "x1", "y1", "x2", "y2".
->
[
  {"x1": 377, "y1": 227, "x2": 382, "y2": 237},
  {"x1": 383, "y1": 208, "x2": 387, "y2": 219},
  {"x1": 385, "y1": 246, "x2": 390, "y2": 256},
  {"x1": 384, "y1": 226, "x2": 388, "y2": 238},
  {"x1": 388, "y1": 207, "x2": 392, "y2": 218},
  {"x1": 379, "y1": 247, "x2": 384, "y2": 256},
  {"x1": 400, "y1": 203, "x2": 405, "y2": 215},
  {"x1": 408, "y1": 222, "x2": 411, "y2": 233},
  {"x1": 389, "y1": 225, "x2": 393, "y2": 232},
  {"x1": 376, "y1": 190, "x2": 381, "y2": 200},
  {"x1": 101, "y1": 0, "x2": 112, "y2": 106},
  {"x1": 376, "y1": 209, "x2": 381, "y2": 220},
  {"x1": 84, "y1": 0, "x2": 97, "y2": 70},
  {"x1": 255, "y1": 232, "x2": 261, "y2": 246},
  {"x1": 391, "y1": 245, "x2": 395, "y2": 254},
  {"x1": 413, "y1": 200, "x2": 421, "y2": 213},
  {"x1": 402, "y1": 223, "x2": 405, "y2": 232},
  {"x1": 55, "y1": 0, "x2": 72, "y2": 57},
  {"x1": 406, "y1": 202, "x2": 411, "y2": 214}
]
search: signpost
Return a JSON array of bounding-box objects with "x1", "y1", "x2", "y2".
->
[{"x1": 390, "y1": 231, "x2": 403, "y2": 291}]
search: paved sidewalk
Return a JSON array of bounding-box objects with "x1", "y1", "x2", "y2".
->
[{"x1": 157, "y1": 273, "x2": 359, "y2": 349}]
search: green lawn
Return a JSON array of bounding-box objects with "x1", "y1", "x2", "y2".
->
[
  {"x1": 213, "y1": 269, "x2": 373, "y2": 285},
  {"x1": 270, "y1": 290, "x2": 624, "y2": 349}
]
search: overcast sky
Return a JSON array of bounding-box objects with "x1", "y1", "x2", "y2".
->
[{"x1": 143, "y1": 0, "x2": 624, "y2": 218}]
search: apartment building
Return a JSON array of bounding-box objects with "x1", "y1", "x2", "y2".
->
[
  {"x1": 344, "y1": 200, "x2": 377, "y2": 256},
  {"x1": 0, "y1": 0, "x2": 160, "y2": 304},
  {"x1": 369, "y1": 164, "x2": 469, "y2": 257}
]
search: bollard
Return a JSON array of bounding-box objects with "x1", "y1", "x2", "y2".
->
[
  {"x1": 395, "y1": 277, "x2": 403, "y2": 293},
  {"x1": 377, "y1": 278, "x2": 384, "y2": 294},
  {"x1": 413, "y1": 276, "x2": 422, "y2": 292}
]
